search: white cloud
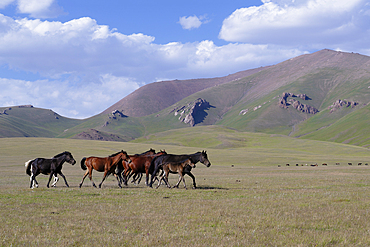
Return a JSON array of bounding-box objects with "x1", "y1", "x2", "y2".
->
[
  {"x1": 0, "y1": 75, "x2": 140, "y2": 119},
  {"x1": 179, "y1": 15, "x2": 204, "y2": 30},
  {"x1": 16, "y1": 0, "x2": 64, "y2": 18},
  {"x1": 219, "y1": 0, "x2": 370, "y2": 51}
]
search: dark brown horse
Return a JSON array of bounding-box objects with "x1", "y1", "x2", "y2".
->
[
  {"x1": 148, "y1": 151, "x2": 211, "y2": 188},
  {"x1": 156, "y1": 158, "x2": 195, "y2": 189},
  {"x1": 79, "y1": 150, "x2": 131, "y2": 188}
]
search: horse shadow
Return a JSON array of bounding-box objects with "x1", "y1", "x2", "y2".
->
[{"x1": 195, "y1": 186, "x2": 228, "y2": 190}]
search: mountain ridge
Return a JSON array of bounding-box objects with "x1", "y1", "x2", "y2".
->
[{"x1": 1, "y1": 49, "x2": 370, "y2": 147}]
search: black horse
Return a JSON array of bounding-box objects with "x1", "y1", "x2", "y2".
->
[
  {"x1": 148, "y1": 151, "x2": 211, "y2": 188},
  {"x1": 25, "y1": 151, "x2": 76, "y2": 188}
]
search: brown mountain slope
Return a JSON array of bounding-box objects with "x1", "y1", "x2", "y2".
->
[{"x1": 103, "y1": 67, "x2": 268, "y2": 117}]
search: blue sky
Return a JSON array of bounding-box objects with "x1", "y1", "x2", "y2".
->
[{"x1": 0, "y1": 0, "x2": 369, "y2": 118}]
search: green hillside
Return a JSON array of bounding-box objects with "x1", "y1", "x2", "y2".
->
[{"x1": 0, "y1": 106, "x2": 83, "y2": 137}]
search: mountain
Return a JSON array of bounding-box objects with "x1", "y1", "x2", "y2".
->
[
  {"x1": 102, "y1": 67, "x2": 267, "y2": 117},
  {"x1": 2, "y1": 49, "x2": 370, "y2": 147}
]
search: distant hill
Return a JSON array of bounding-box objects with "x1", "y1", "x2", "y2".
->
[
  {"x1": 0, "y1": 105, "x2": 83, "y2": 138},
  {"x1": 2, "y1": 49, "x2": 370, "y2": 147}
]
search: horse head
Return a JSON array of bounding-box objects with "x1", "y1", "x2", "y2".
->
[
  {"x1": 120, "y1": 150, "x2": 132, "y2": 163},
  {"x1": 65, "y1": 151, "x2": 76, "y2": 165},
  {"x1": 200, "y1": 150, "x2": 211, "y2": 167},
  {"x1": 157, "y1": 150, "x2": 167, "y2": 155}
]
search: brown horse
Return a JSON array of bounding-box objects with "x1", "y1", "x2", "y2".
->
[
  {"x1": 156, "y1": 158, "x2": 195, "y2": 189},
  {"x1": 119, "y1": 149, "x2": 166, "y2": 186},
  {"x1": 127, "y1": 150, "x2": 167, "y2": 185},
  {"x1": 79, "y1": 150, "x2": 131, "y2": 188},
  {"x1": 117, "y1": 149, "x2": 156, "y2": 185}
]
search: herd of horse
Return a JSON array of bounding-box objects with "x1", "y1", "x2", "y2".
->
[{"x1": 24, "y1": 149, "x2": 211, "y2": 189}]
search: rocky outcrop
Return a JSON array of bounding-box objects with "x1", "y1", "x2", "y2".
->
[
  {"x1": 110, "y1": 110, "x2": 127, "y2": 119},
  {"x1": 171, "y1": 98, "x2": 212, "y2": 126},
  {"x1": 278, "y1": 92, "x2": 318, "y2": 114},
  {"x1": 103, "y1": 110, "x2": 128, "y2": 127},
  {"x1": 290, "y1": 99, "x2": 319, "y2": 114},
  {"x1": 18, "y1": 105, "x2": 33, "y2": 108},
  {"x1": 327, "y1": 99, "x2": 358, "y2": 113}
]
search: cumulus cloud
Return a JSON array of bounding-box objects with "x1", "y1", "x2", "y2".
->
[
  {"x1": 179, "y1": 15, "x2": 207, "y2": 30},
  {"x1": 0, "y1": 75, "x2": 140, "y2": 119},
  {"x1": 219, "y1": 0, "x2": 370, "y2": 51}
]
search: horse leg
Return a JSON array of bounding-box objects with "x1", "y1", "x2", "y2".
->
[
  {"x1": 123, "y1": 169, "x2": 132, "y2": 186},
  {"x1": 113, "y1": 173, "x2": 122, "y2": 188},
  {"x1": 99, "y1": 171, "x2": 109, "y2": 188},
  {"x1": 163, "y1": 167, "x2": 171, "y2": 188},
  {"x1": 79, "y1": 170, "x2": 89, "y2": 188},
  {"x1": 155, "y1": 173, "x2": 165, "y2": 189},
  {"x1": 137, "y1": 173, "x2": 143, "y2": 184},
  {"x1": 88, "y1": 168, "x2": 97, "y2": 188},
  {"x1": 47, "y1": 172, "x2": 55, "y2": 188},
  {"x1": 131, "y1": 173, "x2": 137, "y2": 184},
  {"x1": 186, "y1": 171, "x2": 197, "y2": 189},
  {"x1": 51, "y1": 174, "x2": 59, "y2": 187},
  {"x1": 30, "y1": 173, "x2": 37, "y2": 189},
  {"x1": 149, "y1": 166, "x2": 159, "y2": 188},
  {"x1": 174, "y1": 173, "x2": 183, "y2": 188},
  {"x1": 58, "y1": 172, "x2": 69, "y2": 187}
]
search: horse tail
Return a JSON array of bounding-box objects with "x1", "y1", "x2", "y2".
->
[
  {"x1": 25, "y1": 159, "x2": 34, "y2": 176},
  {"x1": 80, "y1": 157, "x2": 87, "y2": 170}
]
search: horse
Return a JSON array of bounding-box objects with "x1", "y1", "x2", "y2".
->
[
  {"x1": 115, "y1": 149, "x2": 156, "y2": 185},
  {"x1": 25, "y1": 151, "x2": 76, "y2": 189},
  {"x1": 148, "y1": 150, "x2": 211, "y2": 188},
  {"x1": 79, "y1": 150, "x2": 131, "y2": 188},
  {"x1": 126, "y1": 150, "x2": 167, "y2": 186},
  {"x1": 156, "y1": 159, "x2": 196, "y2": 189},
  {"x1": 117, "y1": 149, "x2": 166, "y2": 186}
]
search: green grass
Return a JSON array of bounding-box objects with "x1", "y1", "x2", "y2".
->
[{"x1": 1, "y1": 136, "x2": 370, "y2": 246}]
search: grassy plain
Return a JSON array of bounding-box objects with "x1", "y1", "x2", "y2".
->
[{"x1": 1, "y1": 134, "x2": 370, "y2": 246}]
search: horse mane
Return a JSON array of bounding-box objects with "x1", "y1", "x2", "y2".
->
[
  {"x1": 134, "y1": 148, "x2": 155, "y2": 156},
  {"x1": 109, "y1": 151, "x2": 123, "y2": 157},
  {"x1": 53, "y1": 151, "x2": 70, "y2": 158}
]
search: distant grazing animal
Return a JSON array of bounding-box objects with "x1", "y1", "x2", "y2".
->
[
  {"x1": 25, "y1": 151, "x2": 76, "y2": 189},
  {"x1": 148, "y1": 151, "x2": 211, "y2": 188},
  {"x1": 79, "y1": 150, "x2": 131, "y2": 188},
  {"x1": 156, "y1": 159, "x2": 196, "y2": 189}
]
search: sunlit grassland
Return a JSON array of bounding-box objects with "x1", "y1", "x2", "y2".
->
[{"x1": 1, "y1": 135, "x2": 370, "y2": 246}]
